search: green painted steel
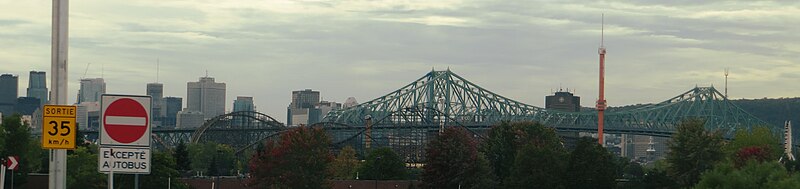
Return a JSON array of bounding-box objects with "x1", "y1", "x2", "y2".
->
[{"x1": 323, "y1": 70, "x2": 772, "y2": 138}]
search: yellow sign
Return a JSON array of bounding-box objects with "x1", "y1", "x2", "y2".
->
[{"x1": 42, "y1": 105, "x2": 77, "y2": 149}]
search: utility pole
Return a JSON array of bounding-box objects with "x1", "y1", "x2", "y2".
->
[
  {"x1": 596, "y1": 14, "x2": 607, "y2": 146},
  {"x1": 49, "y1": 0, "x2": 69, "y2": 189},
  {"x1": 724, "y1": 68, "x2": 729, "y2": 98}
]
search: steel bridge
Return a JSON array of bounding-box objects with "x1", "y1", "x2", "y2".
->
[{"x1": 83, "y1": 70, "x2": 773, "y2": 163}]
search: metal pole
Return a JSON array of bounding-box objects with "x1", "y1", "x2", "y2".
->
[
  {"x1": 108, "y1": 149, "x2": 113, "y2": 189},
  {"x1": 10, "y1": 169, "x2": 13, "y2": 189},
  {"x1": 168, "y1": 177, "x2": 171, "y2": 189},
  {"x1": 134, "y1": 174, "x2": 138, "y2": 189},
  {"x1": 50, "y1": 1, "x2": 69, "y2": 189},
  {"x1": 1, "y1": 164, "x2": 6, "y2": 189}
]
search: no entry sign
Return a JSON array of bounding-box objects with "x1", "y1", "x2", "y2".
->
[{"x1": 100, "y1": 95, "x2": 151, "y2": 147}]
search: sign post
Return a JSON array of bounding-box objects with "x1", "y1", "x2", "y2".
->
[
  {"x1": 98, "y1": 94, "x2": 152, "y2": 188},
  {"x1": 42, "y1": 105, "x2": 77, "y2": 149}
]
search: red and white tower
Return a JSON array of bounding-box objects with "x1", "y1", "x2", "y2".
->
[{"x1": 596, "y1": 15, "x2": 607, "y2": 146}]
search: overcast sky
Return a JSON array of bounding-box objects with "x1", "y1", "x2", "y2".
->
[{"x1": 1, "y1": 1, "x2": 798, "y2": 122}]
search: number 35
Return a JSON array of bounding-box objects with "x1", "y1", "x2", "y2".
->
[{"x1": 48, "y1": 121, "x2": 71, "y2": 136}]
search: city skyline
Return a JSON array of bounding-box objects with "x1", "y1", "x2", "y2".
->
[{"x1": 1, "y1": 1, "x2": 798, "y2": 123}]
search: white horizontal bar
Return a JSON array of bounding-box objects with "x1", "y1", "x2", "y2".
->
[{"x1": 105, "y1": 116, "x2": 147, "y2": 126}]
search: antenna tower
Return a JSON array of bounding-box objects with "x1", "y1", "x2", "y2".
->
[
  {"x1": 596, "y1": 14, "x2": 608, "y2": 146},
  {"x1": 724, "y1": 68, "x2": 729, "y2": 98}
]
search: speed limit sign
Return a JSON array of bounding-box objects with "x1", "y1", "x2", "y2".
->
[{"x1": 42, "y1": 105, "x2": 77, "y2": 149}]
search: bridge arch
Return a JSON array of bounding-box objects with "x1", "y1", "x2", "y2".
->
[{"x1": 190, "y1": 111, "x2": 286, "y2": 151}]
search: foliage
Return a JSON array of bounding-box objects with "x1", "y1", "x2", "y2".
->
[
  {"x1": 139, "y1": 151, "x2": 189, "y2": 189},
  {"x1": 727, "y1": 126, "x2": 782, "y2": 160},
  {"x1": 188, "y1": 142, "x2": 235, "y2": 176},
  {"x1": 502, "y1": 122, "x2": 567, "y2": 189},
  {"x1": 732, "y1": 98, "x2": 800, "y2": 128},
  {"x1": 695, "y1": 161, "x2": 800, "y2": 189},
  {"x1": 66, "y1": 145, "x2": 106, "y2": 189},
  {"x1": 358, "y1": 147, "x2": 408, "y2": 180},
  {"x1": 480, "y1": 121, "x2": 517, "y2": 185},
  {"x1": 420, "y1": 127, "x2": 495, "y2": 189},
  {"x1": 640, "y1": 168, "x2": 678, "y2": 189},
  {"x1": 2, "y1": 114, "x2": 32, "y2": 187},
  {"x1": 330, "y1": 146, "x2": 359, "y2": 180},
  {"x1": 564, "y1": 137, "x2": 616, "y2": 189},
  {"x1": 666, "y1": 118, "x2": 725, "y2": 187},
  {"x1": 734, "y1": 146, "x2": 772, "y2": 168},
  {"x1": 248, "y1": 126, "x2": 333, "y2": 188},
  {"x1": 173, "y1": 141, "x2": 191, "y2": 173}
]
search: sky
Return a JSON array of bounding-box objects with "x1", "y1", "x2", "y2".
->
[{"x1": 1, "y1": 1, "x2": 798, "y2": 123}]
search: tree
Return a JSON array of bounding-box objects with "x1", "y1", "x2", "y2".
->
[
  {"x1": 666, "y1": 118, "x2": 725, "y2": 187},
  {"x1": 480, "y1": 121, "x2": 518, "y2": 185},
  {"x1": 188, "y1": 142, "x2": 234, "y2": 176},
  {"x1": 564, "y1": 137, "x2": 616, "y2": 189},
  {"x1": 727, "y1": 126, "x2": 782, "y2": 160},
  {"x1": 248, "y1": 126, "x2": 333, "y2": 188},
  {"x1": 173, "y1": 141, "x2": 191, "y2": 174},
  {"x1": 358, "y1": 147, "x2": 407, "y2": 180},
  {"x1": 66, "y1": 145, "x2": 106, "y2": 189},
  {"x1": 330, "y1": 146, "x2": 359, "y2": 180},
  {"x1": 140, "y1": 151, "x2": 189, "y2": 189},
  {"x1": 504, "y1": 122, "x2": 567, "y2": 188},
  {"x1": 695, "y1": 161, "x2": 800, "y2": 189},
  {"x1": 420, "y1": 127, "x2": 494, "y2": 189},
  {"x1": 2, "y1": 114, "x2": 32, "y2": 187}
]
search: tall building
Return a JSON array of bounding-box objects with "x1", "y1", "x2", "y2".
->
[
  {"x1": 14, "y1": 97, "x2": 40, "y2": 115},
  {"x1": 233, "y1": 96, "x2": 255, "y2": 112},
  {"x1": 0, "y1": 74, "x2": 18, "y2": 116},
  {"x1": 187, "y1": 76, "x2": 226, "y2": 119},
  {"x1": 78, "y1": 78, "x2": 106, "y2": 103},
  {"x1": 164, "y1": 97, "x2": 183, "y2": 128},
  {"x1": 233, "y1": 96, "x2": 255, "y2": 126},
  {"x1": 316, "y1": 101, "x2": 342, "y2": 120},
  {"x1": 545, "y1": 90, "x2": 581, "y2": 112},
  {"x1": 287, "y1": 89, "x2": 320, "y2": 126},
  {"x1": 27, "y1": 71, "x2": 48, "y2": 106},
  {"x1": 147, "y1": 83, "x2": 166, "y2": 127}
]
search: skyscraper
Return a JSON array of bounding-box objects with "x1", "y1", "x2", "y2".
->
[
  {"x1": 0, "y1": 74, "x2": 19, "y2": 116},
  {"x1": 287, "y1": 89, "x2": 320, "y2": 126},
  {"x1": 77, "y1": 78, "x2": 106, "y2": 103},
  {"x1": 147, "y1": 83, "x2": 166, "y2": 127},
  {"x1": 233, "y1": 96, "x2": 255, "y2": 112},
  {"x1": 164, "y1": 97, "x2": 183, "y2": 128},
  {"x1": 27, "y1": 71, "x2": 48, "y2": 106},
  {"x1": 187, "y1": 76, "x2": 226, "y2": 119},
  {"x1": 233, "y1": 96, "x2": 255, "y2": 126}
]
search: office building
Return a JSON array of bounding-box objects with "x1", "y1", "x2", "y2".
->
[
  {"x1": 76, "y1": 102, "x2": 101, "y2": 130},
  {"x1": 316, "y1": 100, "x2": 342, "y2": 119},
  {"x1": 27, "y1": 71, "x2": 48, "y2": 106},
  {"x1": 14, "y1": 97, "x2": 40, "y2": 115},
  {"x1": 233, "y1": 96, "x2": 255, "y2": 112},
  {"x1": 0, "y1": 74, "x2": 18, "y2": 116},
  {"x1": 545, "y1": 90, "x2": 581, "y2": 112},
  {"x1": 177, "y1": 110, "x2": 204, "y2": 129},
  {"x1": 78, "y1": 78, "x2": 106, "y2": 103},
  {"x1": 164, "y1": 97, "x2": 183, "y2": 128},
  {"x1": 187, "y1": 76, "x2": 226, "y2": 119},
  {"x1": 287, "y1": 89, "x2": 320, "y2": 126},
  {"x1": 147, "y1": 83, "x2": 166, "y2": 127}
]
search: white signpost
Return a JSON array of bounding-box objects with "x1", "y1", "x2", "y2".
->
[{"x1": 98, "y1": 94, "x2": 152, "y2": 189}]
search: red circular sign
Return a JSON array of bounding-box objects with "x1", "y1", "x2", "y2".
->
[{"x1": 103, "y1": 98, "x2": 149, "y2": 143}]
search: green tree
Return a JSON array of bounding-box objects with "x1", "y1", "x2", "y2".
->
[
  {"x1": 727, "y1": 126, "x2": 782, "y2": 160},
  {"x1": 695, "y1": 161, "x2": 800, "y2": 189},
  {"x1": 358, "y1": 147, "x2": 407, "y2": 180},
  {"x1": 564, "y1": 137, "x2": 616, "y2": 189},
  {"x1": 2, "y1": 114, "x2": 32, "y2": 187},
  {"x1": 480, "y1": 121, "x2": 518, "y2": 185},
  {"x1": 188, "y1": 142, "x2": 235, "y2": 176},
  {"x1": 248, "y1": 126, "x2": 333, "y2": 188},
  {"x1": 139, "y1": 151, "x2": 189, "y2": 189},
  {"x1": 503, "y1": 122, "x2": 567, "y2": 189},
  {"x1": 66, "y1": 145, "x2": 106, "y2": 189},
  {"x1": 420, "y1": 127, "x2": 495, "y2": 189},
  {"x1": 666, "y1": 118, "x2": 725, "y2": 188},
  {"x1": 330, "y1": 146, "x2": 359, "y2": 180},
  {"x1": 173, "y1": 141, "x2": 191, "y2": 174}
]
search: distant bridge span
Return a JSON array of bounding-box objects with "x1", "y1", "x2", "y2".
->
[{"x1": 83, "y1": 70, "x2": 773, "y2": 158}]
